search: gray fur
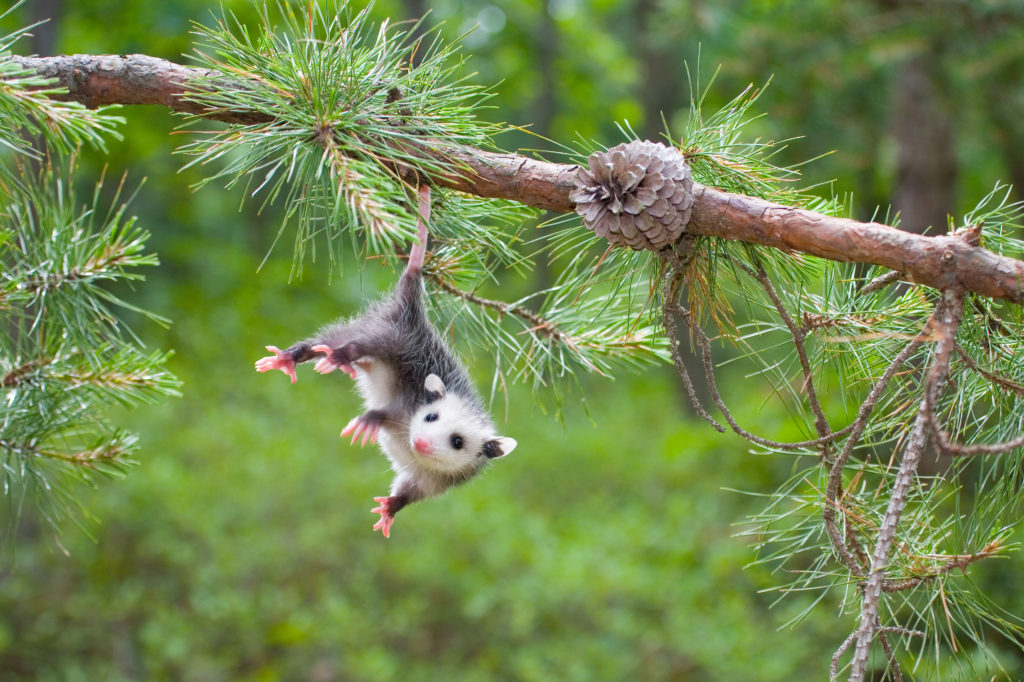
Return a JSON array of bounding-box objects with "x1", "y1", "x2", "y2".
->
[
  {"x1": 291, "y1": 271, "x2": 481, "y2": 420},
  {"x1": 257, "y1": 186, "x2": 515, "y2": 535}
]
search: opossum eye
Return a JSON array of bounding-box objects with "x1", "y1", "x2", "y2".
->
[
  {"x1": 425, "y1": 413, "x2": 438, "y2": 422},
  {"x1": 450, "y1": 434, "x2": 464, "y2": 450}
]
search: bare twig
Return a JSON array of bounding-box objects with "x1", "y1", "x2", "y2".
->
[
  {"x1": 822, "y1": 332, "x2": 928, "y2": 574},
  {"x1": 426, "y1": 273, "x2": 567, "y2": 344},
  {"x1": 677, "y1": 300, "x2": 857, "y2": 449},
  {"x1": 859, "y1": 269, "x2": 903, "y2": 296},
  {"x1": 833, "y1": 622, "x2": 927, "y2": 680},
  {"x1": 661, "y1": 246, "x2": 726, "y2": 432},
  {"x1": 745, "y1": 260, "x2": 831, "y2": 445},
  {"x1": 877, "y1": 630, "x2": 903, "y2": 682},
  {"x1": 924, "y1": 350, "x2": 1024, "y2": 458},
  {"x1": 831, "y1": 631, "x2": 858, "y2": 681},
  {"x1": 934, "y1": 430, "x2": 1024, "y2": 457},
  {"x1": 955, "y1": 343, "x2": 1024, "y2": 397}
]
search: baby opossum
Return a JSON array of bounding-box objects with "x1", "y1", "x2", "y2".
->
[{"x1": 255, "y1": 185, "x2": 517, "y2": 538}]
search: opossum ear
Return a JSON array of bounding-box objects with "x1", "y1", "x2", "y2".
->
[
  {"x1": 424, "y1": 373, "x2": 446, "y2": 400},
  {"x1": 484, "y1": 437, "x2": 517, "y2": 459}
]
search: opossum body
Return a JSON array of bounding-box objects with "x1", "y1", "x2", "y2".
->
[{"x1": 255, "y1": 186, "x2": 516, "y2": 537}]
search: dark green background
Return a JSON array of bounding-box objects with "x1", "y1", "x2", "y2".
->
[{"x1": 3, "y1": 1, "x2": 1023, "y2": 679}]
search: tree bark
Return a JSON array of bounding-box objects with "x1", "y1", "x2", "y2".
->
[{"x1": 6, "y1": 53, "x2": 1024, "y2": 305}]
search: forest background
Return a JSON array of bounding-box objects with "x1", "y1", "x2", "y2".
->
[{"x1": 3, "y1": 0, "x2": 1024, "y2": 680}]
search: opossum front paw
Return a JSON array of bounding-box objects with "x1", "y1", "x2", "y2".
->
[
  {"x1": 311, "y1": 344, "x2": 356, "y2": 378},
  {"x1": 340, "y1": 414, "x2": 381, "y2": 446},
  {"x1": 371, "y1": 496, "x2": 398, "y2": 538},
  {"x1": 255, "y1": 346, "x2": 298, "y2": 383}
]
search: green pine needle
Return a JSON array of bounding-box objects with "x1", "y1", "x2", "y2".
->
[{"x1": 179, "y1": 0, "x2": 505, "y2": 275}]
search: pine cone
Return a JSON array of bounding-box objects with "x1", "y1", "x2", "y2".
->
[{"x1": 570, "y1": 140, "x2": 694, "y2": 251}]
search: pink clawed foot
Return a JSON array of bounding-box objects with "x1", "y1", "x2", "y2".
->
[
  {"x1": 312, "y1": 345, "x2": 356, "y2": 377},
  {"x1": 254, "y1": 346, "x2": 297, "y2": 383},
  {"x1": 340, "y1": 415, "x2": 380, "y2": 446},
  {"x1": 371, "y1": 496, "x2": 396, "y2": 538}
]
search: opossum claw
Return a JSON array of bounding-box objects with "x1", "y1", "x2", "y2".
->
[
  {"x1": 341, "y1": 415, "x2": 380, "y2": 446},
  {"x1": 255, "y1": 346, "x2": 298, "y2": 383},
  {"x1": 371, "y1": 496, "x2": 397, "y2": 538},
  {"x1": 311, "y1": 344, "x2": 356, "y2": 377}
]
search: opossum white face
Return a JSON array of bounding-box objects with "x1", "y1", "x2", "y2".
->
[{"x1": 407, "y1": 374, "x2": 517, "y2": 474}]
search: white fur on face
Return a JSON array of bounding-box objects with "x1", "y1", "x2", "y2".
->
[{"x1": 407, "y1": 394, "x2": 491, "y2": 474}]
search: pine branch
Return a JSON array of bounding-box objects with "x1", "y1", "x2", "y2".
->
[
  {"x1": 427, "y1": 273, "x2": 568, "y2": 345},
  {"x1": 5, "y1": 54, "x2": 1024, "y2": 305}
]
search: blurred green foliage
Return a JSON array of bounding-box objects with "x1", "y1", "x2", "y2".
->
[{"x1": 2, "y1": 0, "x2": 1024, "y2": 680}]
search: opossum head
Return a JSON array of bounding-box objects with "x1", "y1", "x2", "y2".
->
[{"x1": 407, "y1": 374, "x2": 517, "y2": 474}]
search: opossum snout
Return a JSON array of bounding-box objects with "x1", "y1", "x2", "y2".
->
[{"x1": 413, "y1": 436, "x2": 434, "y2": 455}]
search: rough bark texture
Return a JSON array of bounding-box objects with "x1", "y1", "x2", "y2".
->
[
  {"x1": 6, "y1": 53, "x2": 1024, "y2": 304},
  {"x1": 7, "y1": 54, "x2": 274, "y2": 125}
]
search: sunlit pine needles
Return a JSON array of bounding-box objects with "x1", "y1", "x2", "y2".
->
[{"x1": 178, "y1": 0, "x2": 504, "y2": 275}]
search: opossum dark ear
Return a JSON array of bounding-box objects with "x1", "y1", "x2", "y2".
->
[
  {"x1": 424, "y1": 373, "x2": 446, "y2": 400},
  {"x1": 484, "y1": 437, "x2": 517, "y2": 459}
]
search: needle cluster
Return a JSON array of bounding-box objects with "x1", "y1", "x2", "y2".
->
[{"x1": 0, "y1": 11, "x2": 178, "y2": 539}]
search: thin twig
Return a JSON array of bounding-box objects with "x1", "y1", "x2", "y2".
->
[
  {"x1": 934, "y1": 431, "x2": 1024, "y2": 457},
  {"x1": 859, "y1": 270, "x2": 903, "y2": 296},
  {"x1": 877, "y1": 630, "x2": 903, "y2": 682},
  {"x1": 661, "y1": 245, "x2": 726, "y2": 432},
  {"x1": 822, "y1": 332, "x2": 929, "y2": 574},
  {"x1": 831, "y1": 630, "x2": 858, "y2": 681},
  {"x1": 955, "y1": 343, "x2": 1024, "y2": 397},
  {"x1": 745, "y1": 259, "x2": 831, "y2": 445},
  {"x1": 924, "y1": 351, "x2": 1024, "y2": 457},
  {"x1": 682, "y1": 303, "x2": 858, "y2": 449},
  {"x1": 426, "y1": 273, "x2": 567, "y2": 344},
  {"x1": 876, "y1": 540, "x2": 1003, "y2": 592},
  {"x1": 877, "y1": 626, "x2": 925, "y2": 638},
  {"x1": 832, "y1": 623, "x2": 926, "y2": 681}
]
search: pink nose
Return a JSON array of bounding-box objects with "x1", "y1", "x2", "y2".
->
[{"x1": 413, "y1": 437, "x2": 432, "y2": 454}]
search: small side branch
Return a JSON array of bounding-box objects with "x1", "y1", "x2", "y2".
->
[
  {"x1": 426, "y1": 273, "x2": 568, "y2": 345},
  {"x1": 0, "y1": 438, "x2": 131, "y2": 466},
  {"x1": 2, "y1": 358, "x2": 50, "y2": 387},
  {"x1": 746, "y1": 260, "x2": 831, "y2": 445},
  {"x1": 661, "y1": 246, "x2": 725, "y2": 432},
  {"x1": 955, "y1": 344, "x2": 1024, "y2": 398},
  {"x1": 858, "y1": 269, "x2": 904, "y2": 296},
  {"x1": 927, "y1": 345, "x2": 1024, "y2": 456},
  {"x1": 674, "y1": 299, "x2": 859, "y2": 449},
  {"x1": 878, "y1": 539, "x2": 1004, "y2": 592},
  {"x1": 822, "y1": 331, "x2": 928, "y2": 574}
]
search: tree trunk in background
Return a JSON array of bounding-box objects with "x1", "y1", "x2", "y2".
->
[
  {"x1": 29, "y1": 0, "x2": 61, "y2": 56},
  {"x1": 529, "y1": 6, "x2": 559, "y2": 292},
  {"x1": 988, "y1": 98, "x2": 1024, "y2": 204},
  {"x1": 534, "y1": 6, "x2": 558, "y2": 140},
  {"x1": 891, "y1": 54, "x2": 957, "y2": 235},
  {"x1": 636, "y1": 0, "x2": 682, "y2": 140}
]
